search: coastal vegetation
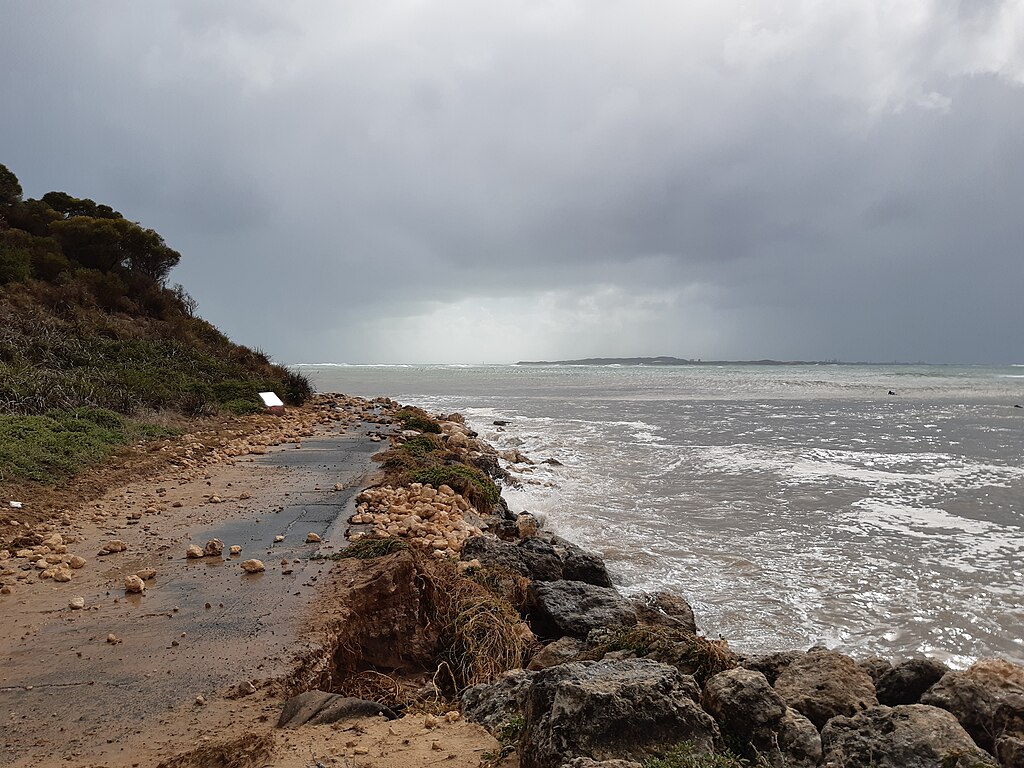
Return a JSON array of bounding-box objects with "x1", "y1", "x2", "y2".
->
[{"x1": 0, "y1": 162, "x2": 311, "y2": 486}]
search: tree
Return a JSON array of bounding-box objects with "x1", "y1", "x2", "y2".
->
[
  {"x1": 41, "y1": 191, "x2": 122, "y2": 220},
  {"x1": 0, "y1": 240, "x2": 31, "y2": 284},
  {"x1": 50, "y1": 216, "x2": 181, "y2": 282},
  {"x1": 0, "y1": 163, "x2": 23, "y2": 207}
]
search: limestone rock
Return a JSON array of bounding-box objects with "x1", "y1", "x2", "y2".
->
[
  {"x1": 519, "y1": 659, "x2": 720, "y2": 768},
  {"x1": 860, "y1": 655, "x2": 894, "y2": 684},
  {"x1": 462, "y1": 669, "x2": 538, "y2": 732},
  {"x1": 229, "y1": 545, "x2": 242, "y2": 555},
  {"x1": 306, "y1": 532, "x2": 322, "y2": 543},
  {"x1": 203, "y1": 538, "x2": 224, "y2": 557},
  {"x1": 702, "y1": 667, "x2": 821, "y2": 768},
  {"x1": 774, "y1": 647, "x2": 878, "y2": 729},
  {"x1": 526, "y1": 580, "x2": 637, "y2": 640},
  {"x1": 99, "y1": 540, "x2": 127, "y2": 555},
  {"x1": 921, "y1": 658, "x2": 1024, "y2": 753},
  {"x1": 276, "y1": 690, "x2": 396, "y2": 727},
  {"x1": 528, "y1": 637, "x2": 586, "y2": 671},
  {"x1": 52, "y1": 568, "x2": 73, "y2": 582},
  {"x1": 186, "y1": 544, "x2": 204, "y2": 559},
  {"x1": 124, "y1": 575, "x2": 145, "y2": 593},
  {"x1": 630, "y1": 591, "x2": 698, "y2": 635},
  {"x1": 461, "y1": 535, "x2": 613, "y2": 588},
  {"x1": 996, "y1": 735, "x2": 1024, "y2": 767},
  {"x1": 821, "y1": 704, "x2": 998, "y2": 767},
  {"x1": 240, "y1": 559, "x2": 266, "y2": 573},
  {"x1": 743, "y1": 650, "x2": 804, "y2": 685},
  {"x1": 69, "y1": 596, "x2": 85, "y2": 610},
  {"x1": 876, "y1": 658, "x2": 949, "y2": 706},
  {"x1": 136, "y1": 568, "x2": 157, "y2": 581},
  {"x1": 67, "y1": 555, "x2": 87, "y2": 569}
]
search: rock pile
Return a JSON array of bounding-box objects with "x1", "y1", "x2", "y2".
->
[{"x1": 350, "y1": 483, "x2": 484, "y2": 558}]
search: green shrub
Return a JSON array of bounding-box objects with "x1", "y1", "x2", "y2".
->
[
  {"x1": 0, "y1": 242, "x2": 31, "y2": 285},
  {"x1": 401, "y1": 433, "x2": 444, "y2": 457},
  {"x1": 224, "y1": 398, "x2": 263, "y2": 415},
  {"x1": 412, "y1": 465, "x2": 501, "y2": 511},
  {"x1": 395, "y1": 407, "x2": 441, "y2": 433}
]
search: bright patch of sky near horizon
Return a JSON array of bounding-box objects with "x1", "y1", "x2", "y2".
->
[{"x1": 2, "y1": 1, "x2": 1023, "y2": 364}]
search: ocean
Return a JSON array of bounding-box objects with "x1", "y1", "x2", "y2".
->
[{"x1": 298, "y1": 363, "x2": 1024, "y2": 667}]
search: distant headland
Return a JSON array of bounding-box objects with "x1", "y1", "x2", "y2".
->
[{"x1": 516, "y1": 356, "x2": 857, "y2": 366}]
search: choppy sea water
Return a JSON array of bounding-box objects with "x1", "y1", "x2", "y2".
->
[{"x1": 298, "y1": 363, "x2": 1024, "y2": 667}]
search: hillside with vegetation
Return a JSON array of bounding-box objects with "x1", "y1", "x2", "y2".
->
[{"x1": 0, "y1": 162, "x2": 312, "y2": 486}]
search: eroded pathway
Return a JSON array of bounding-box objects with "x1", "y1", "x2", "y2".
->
[{"x1": 0, "y1": 424, "x2": 386, "y2": 767}]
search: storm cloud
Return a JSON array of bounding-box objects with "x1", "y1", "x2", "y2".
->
[{"x1": 2, "y1": 1, "x2": 1022, "y2": 363}]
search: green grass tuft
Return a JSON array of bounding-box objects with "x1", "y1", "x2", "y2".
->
[
  {"x1": 394, "y1": 408, "x2": 442, "y2": 433},
  {"x1": 411, "y1": 465, "x2": 501, "y2": 511},
  {"x1": 0, "y1": 408, "x2": 177, "y2": 484},
  {"x1": 645, "y1": 742, "x2": 754, "y2": 768}
]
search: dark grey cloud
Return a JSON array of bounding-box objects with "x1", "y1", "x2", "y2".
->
[{"x1": 2, "y1": 1, "x2": 1022, "y2": 363}]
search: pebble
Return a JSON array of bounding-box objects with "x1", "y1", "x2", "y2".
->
[
  {"x1": 106, "y1": 633, "x2": 120, "y2": 644},
  {"x1": 68, "y1": 555, "x2": 87, "y2": 569},
  {"x1": 274, "y1": 535, "x2": 285, "y2": 543},
  {"x1": 203, "y1": 538, "x2": 224, "y2": 557},
  {"x1": 52, "y1": 568, "x2": 73, "y2": 582},
  {"x1": 229, "y1": 545, "x2": 242, "y2": 555},
  {"x1": 240, "y1": 559, "x2": 266, "y2": 574},
  {"x1": 136, "y1": 568, "x2": 157, "y2": 581},
  {"x1": 69, "y1": 596, "x2": 85, "y2": 610},
  {"x1": 236, "y1": 680, "x2": 257, "y2": 696},
  {"x1": 185, "y1": 544, "x2": 204, "y2": 559},
  {"x1": 1, "y1": 585, "x2": 12, "y2": 595},
  {"x1": 305, "y1": 532, "x2": 321, "y2": 543},
  {"x1": 124, "y1": 575, "x2": 146, "y2": 594}
]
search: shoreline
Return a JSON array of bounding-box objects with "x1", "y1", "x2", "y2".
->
[{"x1": 1, "y1": 393, "x2": 1022, "y2": 767}]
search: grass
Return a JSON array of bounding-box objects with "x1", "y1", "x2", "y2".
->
[
  {"x1": 579, "y1": 625, "x2": 736, "y2": 685},
  {"x1": 312, "y1": 538, "x2": 409, "y2": 561},
  {"x1": 424, "y1": 559, "x2": 530, "y2": 692},
  {"x1": 0, "y1": 407, "x2": 177, "y2": 484},
  {"x1": 395, "y1": 407, "x2": 442, "y2": 433},
  {"x1": 412, "y1": 465, "x2": 502, "y2": 512},
  {"x1": 645, "y1": 742, "x2": 757, "y2": 768}
]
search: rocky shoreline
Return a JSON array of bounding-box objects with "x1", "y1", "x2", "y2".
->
[{"x1": 298, "y1": 402, "x2": 1024, "y2": 768}]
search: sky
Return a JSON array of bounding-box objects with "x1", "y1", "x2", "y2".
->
[{"x1": 2, "y1": 1, "x2": 1023, "y2": 365}]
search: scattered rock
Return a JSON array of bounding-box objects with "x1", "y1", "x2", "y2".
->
[
  {"x1": 774, "y1": 647, "x2": 879, "y2": 729},
  {"x1": 560, "y1": 760, "x2": 642, "y2": 768},
  {"x1": 306, "y1": 532, "x2": 322, "y2": 543},
  {"x1": 820, "y1": 704, "x2": 998, "y2": 768},
  {"x1": 229, "y1": 545, "x2": 242, "y2": 555},
  {"x1": 124, "y1": 575, "x2": 146, "y2": 594},
  {"x1": 67, "y1": 555, "x2": 87, "y2": 569},
  {"x1": 52, "y1": 568, "x2": 73, "y2": 582},
  {"x1": 520, "y1": 659, "x2": 720, "y2": 768},
  {"x1": 463, "y1": 669, "x2": 538, "y2": 732},
  {"x1": 203, "y1": 538, "x2": 224, "y2": 557},
  {"x1": 185, "y1": 544, "x2": 204, "y2": 559},
  {"x1": 274, "y1": 535, "x2": 285, "y2": 543},
  {"x1": 69, "y1": 596, "x2": 85, "y2": 610},
  {"x1": 276, "y1": 691, "x2": 396, "y2": 727},
  {"x1": 876, "y1": 658, "x2": 949, "y2": 706},
  {"x1": 106, "y1": 633, "x2": 120, "y2": 644},
  {"x1": 241, "y1": 559, "x2": 266, "y2": 574},
  {"x1": 136, "y1": 568, "x2": 157, "y2": 581},
  {"x1": 526, "y1": 580, "x2": 637, "y2": 640},
  {"x1": 99, "y1": 540, "x2": 127, "y2": 555},
  {"x1": 1, "y1": 585, "x2": 12, "y2": 595},
  {"x1": 236, "y1": 680, "x2": 257, "y2": 697}
]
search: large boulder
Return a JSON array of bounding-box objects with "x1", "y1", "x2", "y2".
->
[
  {"x1": 876, "y1": 658, "x2": 949, "y2": 706},
  {"x1": 742, "y1": 650, "x2": 804, "y2": 685},
  {"x1": 526, "y1": 581, "x2": 637, "y2": 640},
  {"x1": 702, "y1": 668, "x2": 821, "y2": 768},
  {"x1": 528, "y1": 637, "x2": 586, "y2": 671},
  {"x1": 461, "y1": 536, "x2": 612, "y2": 588},
  {"x1": 462, "y1": 669, "x2": 537, "y2": 732},
  {"x1": 774, "y1": 647, "x2": 878, "y2": 729},
  {"x1": 630, "y1": 591, "x2": 698, "y2": 635},
  {"x1": 519, "y1": 659, "x2": 720, "y2": 768},
  {"x1": 996, "y1": 735, "x2": 1024, "y2": 768},
  {"x1": 921, "y1": 658, "x2": 1024, "y2": 754},
  {"x1": 821, "y1": 704, "x2": 998, "y2": 767}
]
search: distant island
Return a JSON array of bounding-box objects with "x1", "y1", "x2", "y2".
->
[{"x1": 516, "y1": 356, "x2": 854, "y2": 366}]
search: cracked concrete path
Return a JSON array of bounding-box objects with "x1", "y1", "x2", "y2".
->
[{"x1": 0, "y1": 421, "x2": 388, "y2": 767}]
